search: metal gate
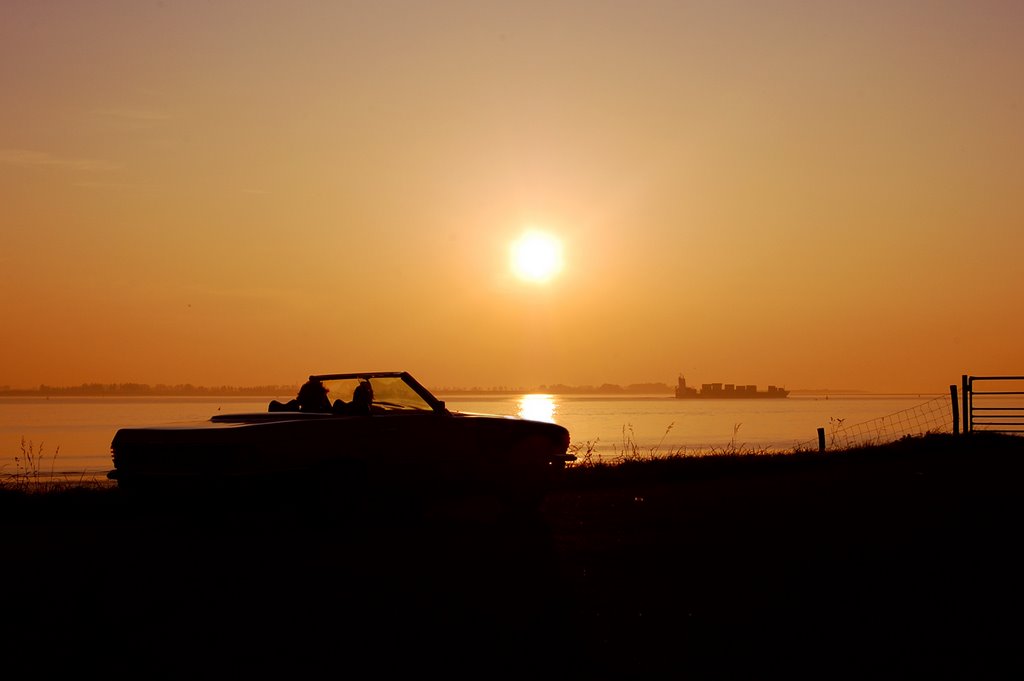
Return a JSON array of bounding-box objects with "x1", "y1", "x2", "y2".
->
[{"x1": 961, "y1": 375, "x2": 1024, "y2": 434}]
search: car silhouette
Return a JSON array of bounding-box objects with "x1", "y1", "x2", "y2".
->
[{"x1": 109, "y1": 371, "x2": 575, "y2": 512}]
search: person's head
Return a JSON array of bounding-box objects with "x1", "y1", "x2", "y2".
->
[
  {"x1": 352, "y1": 380, "x2": 373, "y2": 405},
  {"x1": 298, "y1": 378, "x2": 329, "y2": 411}
]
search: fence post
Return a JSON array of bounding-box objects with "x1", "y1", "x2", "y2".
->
[
  {"x1": 950, "y1": 385, "x2": 959, "y2": 435},
  {"x1": 817, "y1": 427, "x2": 825, "y2": 453}
]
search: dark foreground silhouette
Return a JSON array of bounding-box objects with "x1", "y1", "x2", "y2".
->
[{"x1": 3, "y1": 432, "x2": 1022, "y2": 678}]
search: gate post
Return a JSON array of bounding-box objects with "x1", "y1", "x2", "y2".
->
[{"x1": 961, "y1": 374, "x2": 970, "y2": 433}]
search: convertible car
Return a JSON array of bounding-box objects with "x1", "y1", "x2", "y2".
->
[{"x1": 109, "y1": 371, "x2": 575, "y2": 511}]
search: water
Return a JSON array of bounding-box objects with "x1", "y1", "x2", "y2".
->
[{"x1": 0, "y1": 392, "x2": 952, "y2": 479}]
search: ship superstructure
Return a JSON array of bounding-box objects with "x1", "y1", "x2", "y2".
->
[{"x1": 675, "y1": 374, "x2": 789, "y2": 399}]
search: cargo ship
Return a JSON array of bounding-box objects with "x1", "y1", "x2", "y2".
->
[{"x1": 675, "y1": 374, "x2": 789, "y2": 399}]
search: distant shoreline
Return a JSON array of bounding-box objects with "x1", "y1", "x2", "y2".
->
[
  {"x1": 0, "y1": 385, "x2": 929, "y2": 395},
  {"x1": 0, "y1": 382, "x2": 676, "y2": 397}
]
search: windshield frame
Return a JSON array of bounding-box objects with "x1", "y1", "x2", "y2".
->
[{"x1": 311, "y1": 371, "x2": 448, "y2": 414}]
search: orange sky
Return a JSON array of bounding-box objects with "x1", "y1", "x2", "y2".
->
[{"x1": 2, "y1": 1, "x2": 1022, "y2": 393}]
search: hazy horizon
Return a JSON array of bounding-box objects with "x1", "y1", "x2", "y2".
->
[
  {"x1": 3, "y1": 2, "x2": 1021, "y2": 395},
  {"x1": 0, "y1": 376, "x2": 946, "y2": 396}
]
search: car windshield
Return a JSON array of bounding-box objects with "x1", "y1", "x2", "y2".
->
[{"x1": 320, "y1": 375, "x2": 435, "y2": 412}]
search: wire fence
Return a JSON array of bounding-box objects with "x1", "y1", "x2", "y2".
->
[{"x1": 796, "y1": 394, "x2": 954, "y2": 451}]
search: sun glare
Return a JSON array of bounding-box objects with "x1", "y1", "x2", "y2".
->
[
  {"x1": 517, "y1": 393, "x2": 557, "y2": 423},
  {"x1": 510, "y1": 230, "x2": 564, "y2": 284}
]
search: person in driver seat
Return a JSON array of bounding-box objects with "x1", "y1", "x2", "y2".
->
[{"x1": 347, "y1": 379, "x2": 374, "y2": 416}]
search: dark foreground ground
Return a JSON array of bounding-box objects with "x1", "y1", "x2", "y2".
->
[{"x1": 3, "y1": 432, "x2": 1023, "y2": 679}]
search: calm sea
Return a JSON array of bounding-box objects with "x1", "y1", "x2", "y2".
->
[{"x1": 0, "y1": 392, "x2": 953, "y2": 479}]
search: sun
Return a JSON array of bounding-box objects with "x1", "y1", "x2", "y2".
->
[{"x1": 510, "y1": 229, "x2": 564, "y2": 284}]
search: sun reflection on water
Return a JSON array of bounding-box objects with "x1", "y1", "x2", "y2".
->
[{"x1": 517, "y1": 393, "x2": 557, "y2": 423}]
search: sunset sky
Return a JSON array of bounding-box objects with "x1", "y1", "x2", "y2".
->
[{"x1": 2, "y1": 1, "x2": 1022, "y2": 394}]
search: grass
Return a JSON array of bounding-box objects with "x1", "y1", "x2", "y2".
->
[
  {"x1": 2, "y1": 429, "x2": 1022, "y2": 677},
  {"x1": 1, "y1": 437, "x2": 109, "y2": 494},
  {"x1": 556, "y1": 427, "x2": 1024, "y2": 497},
  {"x1": 568, "y1": 420, "x2": 797, "y2": 473},
  {"x1": 0, "y1": 437, "x2": 59, "y2": 490}
]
